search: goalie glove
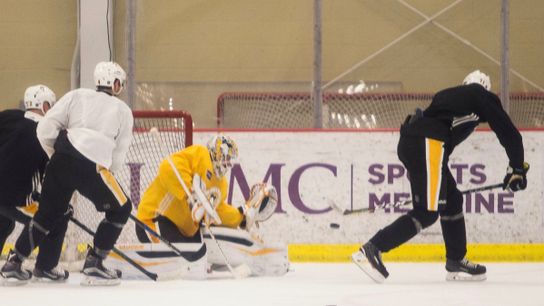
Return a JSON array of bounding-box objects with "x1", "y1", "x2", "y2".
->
[
  {"x1": 243, "y1": 183, "x2": 278, "y2": 229},
  {"x1": 503, "y1": 162, "x2": 529, "y2": 192}
]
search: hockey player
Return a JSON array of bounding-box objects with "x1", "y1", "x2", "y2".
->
[
  {"x1": 0, "y1": 85, "x2": 56, "y2": 265},
  {"x1": 0, "y1": 61, "x2": 134, "y2": 286},
  {"x1": 353, "y1": 70, "x2": 528, "y2": 283},
  {"x1": 136, "y1": 135, "x2": 285, "y2": 277}
]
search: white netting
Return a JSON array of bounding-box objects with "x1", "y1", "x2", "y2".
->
[
  {"x1": 65, "y1": 110, "x2": 192, "y2": 263},
  {"x1": 217, "y1": 92, "x2": 544, "y2": 129},
  {"x1": 4, "y1": 110, "x2": 192, "y2": 268}
]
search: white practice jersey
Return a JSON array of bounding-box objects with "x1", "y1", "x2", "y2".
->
[{"x1": 37, "y1": 88, "x2": 134, "y2": 173}]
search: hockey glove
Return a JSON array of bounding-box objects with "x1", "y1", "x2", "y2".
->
[
  {"x1": 503, "y1": 162, "x2": 529, "y2": 192},
  {"x1": 243, "y1": 183, "x2": 278, "y2": 229}
]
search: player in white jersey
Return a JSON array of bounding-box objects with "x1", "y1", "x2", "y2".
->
[{"x1": 0, "y1": 62, "x2": 134, "y2": 286}]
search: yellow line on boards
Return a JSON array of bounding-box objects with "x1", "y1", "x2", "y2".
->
[{"x1": 288, "y1": 244, "x2": 544, "y2": 262}]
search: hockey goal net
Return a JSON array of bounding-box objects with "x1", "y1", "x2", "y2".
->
[
  {"x1": 5, "y1": 110, "x2": 193, "y2": 267},
  {"x1": 217, "y1": 92, "x2": 544, "y2": 129}
]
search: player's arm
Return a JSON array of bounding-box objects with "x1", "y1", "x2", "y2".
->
[
  {"x1": 36, "y1": 91, "x2": 73, "y2": 157},
  {"x1": 110, "y1": 107, "x2": 134, "y2": 173},
  {"x1": 157, "y1": 148, "x2": 194, "y2": 201},
  {"x1": 477, "y1": 89, "x2": 524, "y2": 168},
  {"x1": 476, "y1": 89, "x2": 527, "y2": 191}
]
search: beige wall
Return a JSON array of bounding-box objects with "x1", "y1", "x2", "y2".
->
[
  {"x1": 1, "y1": 1, "x2": 542, "y2": 128},
  {"x1": 0, "y1": 0, "x2": 76, "y2": 110}
]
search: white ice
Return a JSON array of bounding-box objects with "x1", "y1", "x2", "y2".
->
[{"x1": 3, "y1": 263, "x2": 543, "y2": 306}]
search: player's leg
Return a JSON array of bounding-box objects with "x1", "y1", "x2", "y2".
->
[
  {"x1": 33, "y1": 213, "x2": 70, "y2": 282},
  {"x1": 0, "y1": 214, "x2": 15, "y2": 257},
  {"x1": 440, "y1": 172, "x2": 486, "y2": 281},
  {"x1": 77, "y1": 165, "x2": 131, "y2": 286},
  {"x1": 353, "y1": 135, "x2": 443, "y2": 282},
  {"x1": 1, "y1": 154, "x2": 74, "y2": 285}
]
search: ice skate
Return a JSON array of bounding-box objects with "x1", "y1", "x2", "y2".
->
[
  {"x1": 445, "y1": 257, "x2": 486, "y2": 281},
  {"x1": 351, "y1": 242, "x2": 389, "y2": 283},
  {"x1": 81, "y1": 247, "x2": 122, "y2": 286},
  {"x1": 32, "y1": 266, "x2": 69, "y2": 283},
  {"x1": 0, "y1": 250, "x2": 32, "y2": 286}
]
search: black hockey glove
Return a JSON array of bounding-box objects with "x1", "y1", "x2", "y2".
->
[{"x1": 503, "y1": 162, "x2": 529, "y2": 192}]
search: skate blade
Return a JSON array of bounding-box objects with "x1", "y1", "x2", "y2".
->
[
  {"x1": 446, "y1": 272, "x2": 486, "y2": 282},
  {"x1": 80, "y1": 276, "x2": 121, "y2": 286},
  {"x1": 31, "y1": 276, "x2": 68, "y2": 283},
  {"x1": 1, "y1": 277, "x2": 29, "y2": 287},
  {"x1": 351, "y1": 253, "x2": 385, "y2": 284}
]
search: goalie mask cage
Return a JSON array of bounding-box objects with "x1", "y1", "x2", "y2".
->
[
  {"x1": 23, "y1": 110, "x2": 193, "y2": 268},
  {"x1": 217, "y1": 92, "x2": 544, "y2": 129}
]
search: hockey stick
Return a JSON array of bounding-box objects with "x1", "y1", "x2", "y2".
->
[
  {"x1": 330, "y1": 182, "x2": 504, "y2": 215},
  {"x1": 128, "y1": 214, "x2": 187, "y2": 257},
  {"x1": 149, "y1": 128, "x2": 250, "y2": 278},
  {"x1": 69, "y1": 216, "x2": 158, "y2": 281}
]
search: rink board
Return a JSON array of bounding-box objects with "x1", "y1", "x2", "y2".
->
[
  {"x1": 194, "y1": 130, "x2": 544, "y2": 261},
  {"x1": 4, "y1": 130, "x2": 541, "y2": 262}
]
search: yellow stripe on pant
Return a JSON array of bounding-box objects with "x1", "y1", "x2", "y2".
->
[
  {"x1": 425, "y1": 138, "x2": 445, "y2": 211},
  {"x1": 97, "y1": 165, "x2": 128, "y2": 205}
]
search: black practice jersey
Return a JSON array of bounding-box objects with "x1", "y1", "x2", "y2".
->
[
  {"x1": 0, "y1": 109, "x2": 48, "y2": 207},
  {"x1": 423, "y1": 84, "x2": 524, "y2": 168}
]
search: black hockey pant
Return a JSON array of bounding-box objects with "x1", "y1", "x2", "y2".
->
[
  {"x1": 369, "y1": 134, "x2": 467, "y2": 261},
  {"x1": 14, "y1": 149, "x2": 131, "y2": 269}
]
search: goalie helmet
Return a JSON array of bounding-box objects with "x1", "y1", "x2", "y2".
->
[
  {"x1": 462, "y1": 70, "x2": 491, "y2": 91},
  {"x1": 93, "y1": 61, "x2": 126, "y2": 95},
  {"x1": 207, "y1": 135, "x2": 238, "y2": 177},
  {"x1": 24, "y1": 85, "x2": 56, "y2": 113}
]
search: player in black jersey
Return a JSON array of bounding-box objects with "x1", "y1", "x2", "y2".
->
[
  {"x1": 0, "y1": 85, "x2": 65, "y2": 284},
  {"x1": 352, "y1": 70, "x2": 528, "y2": 283}
]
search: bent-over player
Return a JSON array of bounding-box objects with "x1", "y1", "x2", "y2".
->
[
  {"x1": 0, "y1": 85, "x2": 57, "y2": 283},
  {"x1": 0, "y1": 62, "x2": 134, "y2": 286},
  {"x1": 353, "y1": 70, "x2": 528, "y2": 283}
]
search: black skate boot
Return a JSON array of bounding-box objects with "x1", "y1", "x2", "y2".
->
[
  {"x1": 351, "y1": 242, "x2": 389, "y2": 283},
  {"x1": 445, "y1": 257, "x2": 486, "y2": 281},
  {"x1": 0, "y1": 250, "x2": 32, "y2": 286},
  {"x1": 81, "y1": 246, "x2": 122, "y2": 286},
  {"x1": 33, "y1": 266, "x2": 69, "y2": 283}
]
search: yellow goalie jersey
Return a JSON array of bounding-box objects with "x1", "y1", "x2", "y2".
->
[{"x1": 136, "y1": 145, "x2": 244, "y2": 238}]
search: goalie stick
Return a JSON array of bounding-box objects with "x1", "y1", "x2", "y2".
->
[
  {"x1": 330, "y1": 182, "x2": 504, "y2": 216},
  {"x1": 69, "y1": 216, "x2": 158, "y2": 281},
  {"x1": 149, "y1": 128, "x2": 251, "y2": 279}
]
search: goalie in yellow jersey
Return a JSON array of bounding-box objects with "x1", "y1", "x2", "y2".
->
[{"x1": 133, "y1": 135, "x2": 288, "y2": 279}]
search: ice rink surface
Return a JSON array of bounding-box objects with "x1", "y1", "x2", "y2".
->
[{"x1": 3, "y1": 262, "x2": 543, "y2": 306}]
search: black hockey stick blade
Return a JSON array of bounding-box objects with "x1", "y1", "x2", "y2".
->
[
  {"x1": 129, "y1": 214, "x2": 186, "y2": 257},
  {"x1": 70, "y1": 216, "x2": 158, "y2": 281}
]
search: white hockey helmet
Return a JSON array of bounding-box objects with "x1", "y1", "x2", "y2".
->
[
  {"x1": 462, "y1": 70, "x2": 491, "y2": 91},
  {"x1": 24, "y1": 84, "x2": 56, "y2": 113},
  {"x1": 207, "y1": 135, "x2": 238, "y2": 177},
  {"x1": 93, "y1": 61, "x2": 126, "y2": 95}
]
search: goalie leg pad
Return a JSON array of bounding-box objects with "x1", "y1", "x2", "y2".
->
[
  {"x1": 204, "y1": 227, "x2": 289, "y2": 277},
  {"x1": 106, "y1": 241, "x2": 208, "y2": 280}
]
